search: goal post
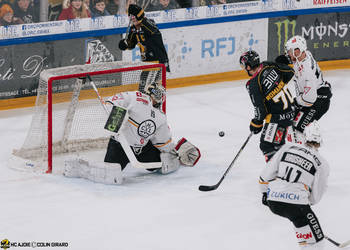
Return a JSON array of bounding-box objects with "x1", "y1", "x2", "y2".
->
[{"x1": 12, "y1": 61, "x2": 166, "y2": 174}]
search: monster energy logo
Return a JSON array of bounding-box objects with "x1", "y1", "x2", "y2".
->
[{"x1": 275, "y1": 19, "x2": 297, "y2": 54}]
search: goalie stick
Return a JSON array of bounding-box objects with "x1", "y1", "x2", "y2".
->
[
  {"x1": 325, "y1": 236, "x2": 350, "y2": 248},
  {"x1": 198, "y1": 132, "x2": 253, "y2": 192},
  {"x1": 86, "y1": 75, "x2": 162, "y2": 170}
]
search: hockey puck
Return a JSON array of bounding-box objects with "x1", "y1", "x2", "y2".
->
[{"x1": 219, "y1": 131, "x2": 225, "y2": 137}]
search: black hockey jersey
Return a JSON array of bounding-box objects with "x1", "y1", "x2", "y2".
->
[
  {"x1": 126, "y1": 18, "x2": 170, "y2": 71},
  {"x1": 246, "y1": 61, "x2": 295, "y2": 126}
]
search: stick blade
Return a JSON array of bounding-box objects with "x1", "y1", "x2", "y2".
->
[
  {"x1": 198, "y1": 184, "x2": 218, "y2": 192},
  {"x1": 340, "y1": 240, "x2": 350, "y2": 248}
]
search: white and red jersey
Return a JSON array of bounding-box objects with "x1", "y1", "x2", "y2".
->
[
  {"x1": 292, "y1": 51, "x2": 327, "y2": 107},
  {"x1": 259, "y1": 143, "x2": 329, "y2": 205},
  {"x1": 107, "y1": 91, "x2": 173, "y2": 154}
]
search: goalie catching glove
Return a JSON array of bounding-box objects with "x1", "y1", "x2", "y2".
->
[{"x1": 175, "y1": 138, "x2": 201, "y2": 167}]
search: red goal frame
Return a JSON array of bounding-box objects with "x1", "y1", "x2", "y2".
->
[{"x1": 46, "y1": 63, "x2": 166, "y2": 173}]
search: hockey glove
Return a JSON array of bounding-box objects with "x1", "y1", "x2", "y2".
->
[
  {"x1": 118, "y1": 39, "x2": 128, "y2": 50},
  {"x1": 262, "y1": 192, "x2": 268, "y2": 206},
  {"x1": 275, "y1": 54, "x2": 291, "y2": 65},
  {"x1": 175, "y1": 138, "x2": 201, "y2": 167},
  {"x1": 128, "y1": 4, "x2": 144, "y2": 20},
  {"x1": 250, "y1": 119, "x2": 263, "y2": 134}
]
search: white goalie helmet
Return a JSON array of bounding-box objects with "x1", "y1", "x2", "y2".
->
[
  {"x1": 144, "y1": 82, "x2": 165, "y2": 107},
  {"x1": 285, "y1": 35, "x2": 307, "y2": 54},
  {"x1": 304, "y1": 122, "x2": 322, "y2": 144}
]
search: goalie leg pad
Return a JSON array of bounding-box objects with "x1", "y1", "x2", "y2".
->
[
  {"x1": 64, "y1": 158, "x2": 89, "y2": 178},
  {"x1": 64, "y1": 159, "x2": 123, "y2": 185},
  {"x1": 175, "y1": 138, "x2": 201, "y2": 166},
  {"x1": 158, "y1": 152, "x2": 180, "y2": 174}
]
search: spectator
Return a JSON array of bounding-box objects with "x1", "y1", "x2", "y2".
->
[
  {"x1": 58, "y1": 0, "x2": 91, "y2": 20},
  {"x1": 84, "y1": 0, "x2": 91, "y2": 11},
  {"x1": 0, "y1": 3, "x2": 23, "y2": 26},
  {"x1": 146, "y1": 0, "x2": 179, "y2": 11},
  {"x1": 106, "y1": 0, "x2": 119, "y2": 15},
  {"x1": 91, "y1": 0, "x2": 110, "y2": 17},
  {"x1": 12, "y1": 0, "x2": 38, "y2": 23},
  {"x1": 175, "y1": 0, "x2": 191, "y2": 7},
  {"x1": 207, "y1": 0, "x2": 226, "y2": 5}
]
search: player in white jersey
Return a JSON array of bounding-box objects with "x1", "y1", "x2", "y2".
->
[
  {"x1": 63, "y1": 82, "x2": 201, "y2": 184},
  {"x1": 259, "y1": 121, "x2": 329, "y2": 249},
  {"x1": 284, "y1": 36, "x2": 332, "y2": 141}
]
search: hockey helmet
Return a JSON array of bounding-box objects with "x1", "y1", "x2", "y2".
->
[
  {"x1": 304, "y1": 121, "x2": 322, "y2": 144},
  {"x1": 144, "y1": 82, "x2": 165, "y2": 107},
  {"x1": 239, "y1": 50, "x2": 260, "y2": 70},
  {"x1": 285, "y1": 35, "x2": 307, "y2": 54}
]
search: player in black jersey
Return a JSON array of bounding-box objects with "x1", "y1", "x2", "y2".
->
[
  {"x1": 118, "y1": 4, "x2": 170, "y2": 94},
  {"x1": 240, "y1": 50, "x2": 296, "y2": 161}
]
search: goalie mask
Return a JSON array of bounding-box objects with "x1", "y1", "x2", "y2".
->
[{"x1": 143, "y1": 82, "x2": 165, "y2": 108}]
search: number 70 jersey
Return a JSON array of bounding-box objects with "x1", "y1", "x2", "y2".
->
[{"x1": 246, "y1": 61, "x2": 295, "y2": 124}]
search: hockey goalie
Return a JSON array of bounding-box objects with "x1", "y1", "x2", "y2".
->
[{"x1": 63, "y1": 81, "x2": 201, "y2": 184}]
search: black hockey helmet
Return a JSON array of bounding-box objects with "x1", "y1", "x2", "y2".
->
[{"x1": 239, "y1": 50, "x2": 260, "y2": 70}]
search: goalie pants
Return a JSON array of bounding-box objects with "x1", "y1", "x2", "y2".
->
[
  {"x1": 294, "y1": 85, "x2": 332, "y2": 133},
  {"x1": 104, "y1": 136, "x2": 161, "y2": 170},
  {"x1": 268, "y1": 200, "x2": 324, "y2": 243}
]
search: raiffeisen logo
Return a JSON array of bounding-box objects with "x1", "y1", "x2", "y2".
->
[{"x1": 313, "y1": 0, "x2": 348, "y2": 5}]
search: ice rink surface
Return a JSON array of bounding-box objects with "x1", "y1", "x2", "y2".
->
[{"x1": 1, "y1": 70, "x2": 349, "y2": 250}]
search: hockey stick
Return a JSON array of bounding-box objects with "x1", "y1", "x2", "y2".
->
[
  {"x1": 124, "y1": 18, "x2": 132, "y2": 39},
  {"x1": 325, "y1": 236, "x2": 350, "y2": 248},
  {"x1": 86, "y1": 75, "x2": 162, "y2": 170},
  {"x1": 198, "y1": 132, "x2": 253, "y2": 192}
]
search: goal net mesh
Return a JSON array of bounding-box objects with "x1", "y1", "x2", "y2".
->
[{"x1": 12, "y1": 61, "x2": 165, "y2": 173}]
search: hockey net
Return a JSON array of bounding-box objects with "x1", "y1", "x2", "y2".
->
[{"x1": 11, "y1": 61, "x2": 166, "y2": 174}]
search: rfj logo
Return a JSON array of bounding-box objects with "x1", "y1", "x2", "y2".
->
[
  {"x1": 201, "y1": 33, "x2": 259, "y2": 58},
  {"x1": 274, "y1": 19, "x2": 297, "y2": 54}
]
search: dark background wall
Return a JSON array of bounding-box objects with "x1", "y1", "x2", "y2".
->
[
  {"x1": 268, "y1": 12, "x2": 350, "y2": 62},
  {"x1": 0, "y1": 34, "x2": 122, "y2": 99}
]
